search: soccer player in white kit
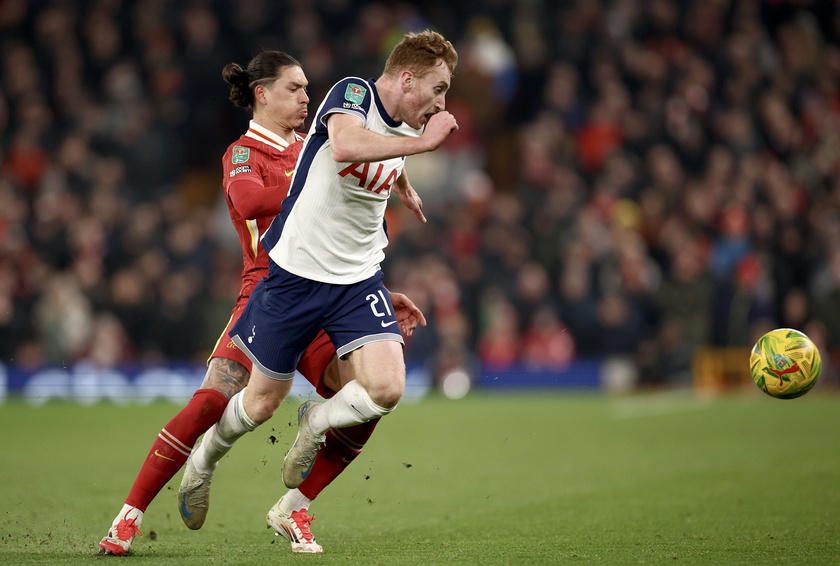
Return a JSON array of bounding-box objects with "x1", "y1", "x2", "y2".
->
[{"x1": 179, "y1": 30, "x2": 458, "y2": 551}]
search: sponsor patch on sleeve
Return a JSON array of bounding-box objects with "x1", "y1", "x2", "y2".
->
[
  {"x1": 232, "y1": 146, "x2": 250, "y2": 164},
  {"x1": 344, "y1": 83, "x2": 367, "y2": 105},
  {"x1": 229, "y1": 165, "x2": 252, "y2": 177}
]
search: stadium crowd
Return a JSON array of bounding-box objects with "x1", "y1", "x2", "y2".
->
[{"x1": 1, "y1": 0, "x2": 839, "y2": 388}]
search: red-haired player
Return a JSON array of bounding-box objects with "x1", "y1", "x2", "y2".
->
[{"x1": 99, "y1": 51, "x2": 426, "y2": 556}]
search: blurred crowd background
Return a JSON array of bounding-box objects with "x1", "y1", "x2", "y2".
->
[{"x1": 1, "y1": 0, "x2": 839, "y2": 389}]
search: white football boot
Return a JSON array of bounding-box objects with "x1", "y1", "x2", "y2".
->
[
  {"x1": 266, "y1": 497, "x2": 323, "y2": 553},
  {"x1": 99, "y1": 507, "x2": 143, "y2": 555},
  {"x1": 282, "y1": 401, "x2": 326, "y2": 488},
  {"x1": 177, "y1": 445, "x2": 214, "y2": 530}
]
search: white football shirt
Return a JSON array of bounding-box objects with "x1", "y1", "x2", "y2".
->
[{"x1": 261, "y1": 77, "x2": 422, "y2": 284}]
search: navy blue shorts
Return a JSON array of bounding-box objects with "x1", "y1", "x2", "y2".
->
[{"x1": 230, "y1": 266, "x2": 403, "y2": 380}]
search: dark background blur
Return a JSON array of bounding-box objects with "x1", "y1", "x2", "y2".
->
[{"x1": 1, "y1": 0, "x2": 839, "y2": 392}]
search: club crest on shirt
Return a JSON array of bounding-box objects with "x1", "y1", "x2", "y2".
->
[
  {"x1": 232, "y1": 146, "x2": 250, "y2": 164},
  {"x1": 345, "y1": 84, "x2": 366, "y2": 105}
]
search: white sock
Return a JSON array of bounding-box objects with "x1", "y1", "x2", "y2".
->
[
  {"x1": 192, "y1": 390, "x2": 258, "y2": 475},
  {"x1": 309, "y1": 380, "x2": 394, "y2": 434},
  {"x1": 279, "y1": 489, "x2": 312, "y2": 513}
]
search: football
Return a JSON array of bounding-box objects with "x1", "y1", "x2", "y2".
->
[{"x1": 749, "y1": 328, "x2": 821, "y2": 399}]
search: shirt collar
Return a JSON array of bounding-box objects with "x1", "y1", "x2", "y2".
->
[{"x1": 245, "y1": 120, "x2": 302, "y2": 151}]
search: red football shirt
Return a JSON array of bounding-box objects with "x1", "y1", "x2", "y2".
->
[{"x1": 222, "y1": 121, "x2": 304, "y2": 300}]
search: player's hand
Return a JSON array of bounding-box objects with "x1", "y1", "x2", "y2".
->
[
  {"x1": 390, "y1": 292, "x2": 427, "y2": 337},
  {"x1": 422, "y1": 111, "x2": 458, "y2": 151},
  {"x1": 394, "y1": 183, "x2": 426, "y2": 223}
]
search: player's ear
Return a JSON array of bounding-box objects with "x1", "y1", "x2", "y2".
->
[
  {"x1": 254, "y1": 84, "x2": 268, "y2": 105},
  {"x1": 401, "y1": 70, "x2": 414, "y2": 93}
]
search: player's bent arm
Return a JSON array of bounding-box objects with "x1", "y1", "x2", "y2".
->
[
  {"x1": 327, "y1": 112, "x2": 451, "y2": 163},
  {"x1": 227, "y1": 176, "x2": 285, "y2": 219}
]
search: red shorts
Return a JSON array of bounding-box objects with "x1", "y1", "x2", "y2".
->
[{"x1": 209, "y1": 293, "x2": 339, "y2": 399}]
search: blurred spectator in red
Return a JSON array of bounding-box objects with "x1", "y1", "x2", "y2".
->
[
  {"x1": 520, "y1": 305, "x2": 575, "y2": 369},
  {"x1": 1, "y1": 0, "x2": 840, "y2": 390}
]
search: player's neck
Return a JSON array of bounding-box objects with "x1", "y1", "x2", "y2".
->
[
  {"x1": 252, "y1": 116, "x2": 297, "y2": 144},
  {"x1": 372, "y1": 75, "x2": 401, "y2": 122}
]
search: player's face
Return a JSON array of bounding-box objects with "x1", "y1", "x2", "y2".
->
[
  {"x1": 264, "y1": 65, "x2": 309, "y2": 130},
  {"x1": 401, "y1": 60, "x2": 451, "y2": 129}
]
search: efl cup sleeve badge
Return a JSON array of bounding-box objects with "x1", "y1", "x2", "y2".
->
[
  {"x1": 345, "y1": 84, "x2": 367, "y2": 105},
  {"x1": 232, "y1": 146, "x2": 250, "y2": 164}
]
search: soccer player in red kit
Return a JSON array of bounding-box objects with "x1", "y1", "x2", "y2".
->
[{"x1": 99, "y1": 51, "x2": 426, "y2": 556}]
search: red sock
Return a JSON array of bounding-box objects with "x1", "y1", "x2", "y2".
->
[
  {"x1": 125, "y1": 389, "x2": 228, "y2": 511},
  {"x1": 298, "y1": 418, "x2": 379, "y2": 501}
]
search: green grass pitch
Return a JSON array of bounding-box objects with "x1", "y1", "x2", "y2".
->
[{"x1": 1, "y1": 390, "x2": 839, "y2": 565}]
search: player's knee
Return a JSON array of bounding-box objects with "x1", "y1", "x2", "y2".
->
[
  {"x1": 243, "y1": 392, "x2": 283, "y2": 424},
  {"x1": 369, "y1": 378, "x2": 404, "y2": 409},
  {"x1": 247, "y1": 403, "x2": 273, "y2": 424}
]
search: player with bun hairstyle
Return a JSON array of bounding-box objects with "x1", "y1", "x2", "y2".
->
[
  {"x1": 179, "y1": 29, "x2": 457, "y2": 551},
  {"x1": 99, "y1": 51, "x2": 426, "y2": 556}
]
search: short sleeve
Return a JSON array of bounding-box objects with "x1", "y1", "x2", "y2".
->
[{"x1": 314, "y1": 77, "x2": 371, "y2": 133}]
